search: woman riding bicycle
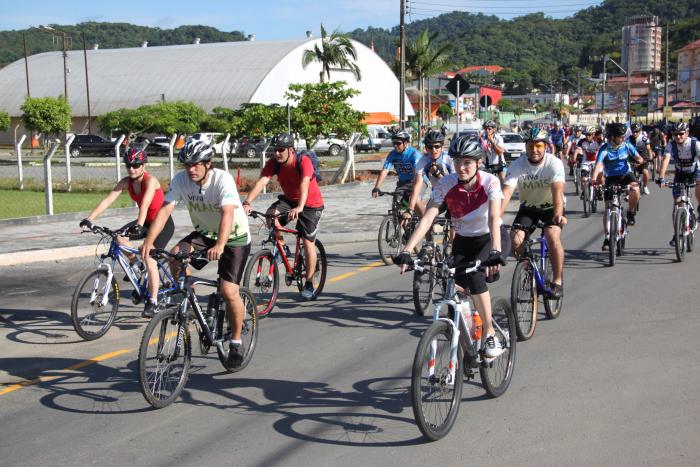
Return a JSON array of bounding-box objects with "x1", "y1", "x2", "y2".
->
[
  {"x1": 79, "y1": 145, "x2": 174, "y2": 317},
  {"x1": 394, "y1": 136, "x2": 509, "y2": 358}
]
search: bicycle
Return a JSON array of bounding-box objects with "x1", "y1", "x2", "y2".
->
[
  {"x1": 410, "y1": 257, "x2": 516, "y2": 441},
  {"x1": 138, "y1": 249, "x2": 258, "y2": 409},
  {"x1": 242, "y1": 210, "x2": 327, "y2": 318},
  {"x1": 412, "y1": 216, "x2": 451, "y2": 316},
  {"x1": 666, "y1": 181, "x2": 697, "y2": 262},
  {"x1": 604, "y1": 184, "x2": 630, "y2": 267},
  {"x1": 71, "y1": 224, "x2": 178, "y2": 341},
  {"x1": 509, "y1": 222, "x2": 564, "y2": 341},
  {"x1": 376, "y1": 189, "x2": 416, "y2": 265},
  {"x1": 578, "y1": 161, "x2": 598, "y2": 218}
]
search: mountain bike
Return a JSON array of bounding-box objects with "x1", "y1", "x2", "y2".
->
[
  {"x1": 604, "y1": 184, "x2": 629, "y2": 267},
  {"x1": 71, "y1": 224, "x2": 178, "y2": 341},
  {"x1": 509, "y1": 222, "x2": 564, "y2": 341},
  {"x1": 667, "y1": 181, "x2": 697, "y2": 262},
  {"x1": 412, "y1": 216, "x2": 451, "y2": 316},
  {"x1": 242, "y1": 210, "x2": 327, "y2": 318},
  {"x1": 578, "y1": 161, "x2": 599, "y2": 218},
  {"x1": 376, "y1": 189, "x2": 416, "y2": 265},
  {"x1": 138, "y1": 249, "x2": 258, "y2": 409},
  {"x1": 410, "y1": 257, "x2": 516, "y2": 441}
]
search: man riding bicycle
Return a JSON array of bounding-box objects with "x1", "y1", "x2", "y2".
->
[
  {"x1": 565, "y1": 125, "x2": 584, "y2": 176},
  {"x1": 394, "y1": 136, "x2": 508, "y2": 358},
  {"x1": 591, "y1": 122, "x2": 644, "y2": 251},
  {"x1": 80, "y1": 145, "x2": 174, "y2": 318},
  {"x1": 574, "y1": 126, "x2": 603, "y2": 194},
  {"x1": 372, "y1": 130, "x2": 422, "y2": 213},
  {"x1": 141, "y1": 138, "x2": 251, "y2": 367},
  {"x1": 656, "y1": 121, "x2": 700, "y2": 246},
  {"x1": 480, "y1": 120, "x2": 507, "y2": 183},
  {"x1": 628, "y1": 122, "x2": 653, "y2": 195},
  {"x1": 548, "y1": 120, "x2": 566, "y2": 160},
  {"x1": 501, "y1": 127, "x2": 567, "y2": 299}
]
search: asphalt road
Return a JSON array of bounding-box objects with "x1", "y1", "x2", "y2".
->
[{"x1": 1, "y1": 181, "x2": 700, "y2": 466}]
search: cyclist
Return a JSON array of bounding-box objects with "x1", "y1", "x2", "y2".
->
[
  {"x1": 372, "y1": 129, "x2": 421, "y2": 214},
  {"x1": 565, "y1": 125, "x2": 584, "y2": 176},
  {"x1": 394, "y1": 136, "x2": 508, "y2": 358},
  {"x1": 242, "y1": 132, "x2": 324, "y2": 300},
  {"x1": 80, "y1": 145, "x2": 174, "y2": 317},
  {"x1": 628, "y1": 122, "x2": 653, "y2": 195},
  {"x1": 591, "y1": 122, "x2": 644, "y2": 250},
  {"x1": 141, "y1": 138, "x2": 251, "y2": 367},
  {"x1": 574, "y1": 126, "x2": 603, "y2": 194},
  {"x1": 406, "y1": 129, "x2": 454, "y2": 218},
  {"x1": 548, "y1": 120, "x2": 566, "y2": 160},
  {"x1": 656, "y1": 122, "x2": 700, "y2": 246},
  {"x1": 502, "y1": 127, "x2": 566, "y2": 299},
  {"x1": 479, "y1": 120, "x2": 507, "y2": 183}
]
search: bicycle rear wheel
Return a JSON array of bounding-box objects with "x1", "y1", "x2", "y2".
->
[
  {"x1": 480, "y1": 297, "x2": 516, "y2": 397},
  {"x1": 674, "y1": 208, "x2": 687, "y2": 262},
  {"x1": 543, "y1": 255, "x2": 563, "y2": 319},
  {"x1": 71, "y1": 269, "x2": 120, "y2": 341},
  {"x1": 378, "y1": 215, "x2": 401, "y2": 265},
  {"x1": 412, "y1": 261, "x2": 435, "y2": 316},
  {"x1": 138, "y1": 309, "x2": 191, "y2": 409},
  {"x1": 411, "y1": 320, "x2": 463, "y2": 441},
  {"x1": 510, "y1": 260, "x2": 537, "y2": 340},
  {"x1": 242, "y1": 249, "x2": 278, "y2": 318},
  {"x1": 608, "y1": 211, "x2": 618, "y2": 267},
  {"x1": 296, "y1": 239, "x2": 327, "y2": 300}
]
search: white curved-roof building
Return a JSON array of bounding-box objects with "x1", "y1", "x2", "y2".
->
[{"x1": 0, "y1": 38, "x2": 411, "y2": 140}]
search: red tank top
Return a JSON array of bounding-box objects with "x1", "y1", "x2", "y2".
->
[{"x1": 127, "y1": 172, "x2": 164, "y2": 224}]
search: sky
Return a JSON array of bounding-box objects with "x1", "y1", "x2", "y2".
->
[{"x1": 0, "y1": 0, "x2": 603, "y2": 40}]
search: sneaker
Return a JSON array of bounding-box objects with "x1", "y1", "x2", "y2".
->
[
  {"x1": 301, "y1": 281, "x2": 315, "y2": 300},
  {"x1": 142, "y1": 301, "x2": 157, "y2": 318},
  {"x1": 569, "y1": 168, "x2": 574, "y2": 176},
  {"x1": 602, "y1": 238, "x2": 610, "y2": 251},
  {"x1": 597, "y1": 189, "x2": 604, "y2": 201},
  {"x1": 227, "y1": 342, "x2": 244, "y2": 368},
  {"x1": 669, "y1": 235, "x2": 677, "y2": 247},
  {"x1": 643, "y1": 186, "x2": 650, "y2": 195},
  {"x1": 627, "y1": 211, "x2": 636, "y2": 226},
  {"x1": 484, "y1": 334, "x2": 504, "y2": 358},
  {"x1": 546, "y1": 282, "x2": 563, "y2": 299}
]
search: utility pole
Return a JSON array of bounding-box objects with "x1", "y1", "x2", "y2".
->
[
  {"x1": 399, "y1": 0, "x2": 406, "y2": 130},
  {"x1": 38, "y1": 25, "x2": 69, "y2": 101},
  {"x1": 663, "y1": 21, "x2": 669, "y2": 121},
  {"x1": 22, "y1": 32, "x2": 31, "y2": 97},
  {"x1": 601, "y1": 56, "x2": 606, "y2": 121},
  {"x1": 82, "y1": 32, "x2": 92, "y2": 133}
]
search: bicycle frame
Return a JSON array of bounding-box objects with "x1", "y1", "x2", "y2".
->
[
  {"x1": 671, "y1": 182, "x2": 697, "y2": 237},
  {"x1": 605, "y1": 187, "x2": 627, "y2": 239},
  {"x1": 519, "y1": 226, "x2": 553, "y2": 296},
  {"x1": 259, "y1": 222, "x2": 303, "y2": 277}
]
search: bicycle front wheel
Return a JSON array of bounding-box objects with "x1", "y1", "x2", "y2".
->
[
  {"x1": 608, "y1": 211, "x2": 618, "y2": 267},
  {"x1": 582, "y1": 183, "x2": 591, "y2": 218},
  {"x1": 674, "y1": 208, "x2": 687, "y2": 262},
  {"x1": 510, "y1": 260, "x2": 537, "y2": 340},
  {"x1": 378, "y1": 215, "x2": 401, "y2": 265},
  {"x1": 411, "y1": 320, "x2": 463, "y2": 441},
  {"x1": 412, "y1": 262, "x2": 435, "y2": 316},
  {"x1": 71, "y1": 269, "x2": 120, "y2": 341},
  {"x1": 543, "y1": 255, "x2": 563, "y2": 319},
  {"x1": 480, "y1": 297, "x2": 516, "y2": 398},
  {"x1": 242, "y1": 249, "x2": 279, "y2": 318},
  {"x1": 138, "y1": 309, "x2": 191, "y2": 409},
  {"x1": 296, "y1": 239, "x2": 327, "y2": 300}
]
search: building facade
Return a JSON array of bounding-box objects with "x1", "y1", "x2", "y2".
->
[
  {"x1": 621, "y1": 15, "x2": 662, "y2": 75},
  {"x1": 677, "y1": 39, "x2": 700, "y2": 102}
]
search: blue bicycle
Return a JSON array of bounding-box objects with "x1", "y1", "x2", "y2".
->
[
  {"x1": 509, "y1": 222, "x2": 563, "y2": 341},
  {"x1": 71, "y1": 224, "x2": 178, "y2": 340}
]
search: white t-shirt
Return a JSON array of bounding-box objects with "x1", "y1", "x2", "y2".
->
[
  {"x1": 479, "y1": 132, "x2": 505, "y2": 165},
  {"x1": 664, "y1": 138, "x2": 700, "y2": 175},
  {"x1": 504, "y1": 153, "x2": 566, "y2": 209},
  {"x1": 431, "y1": 172, "x2": 503, "y2": 237},
  {"x1": 165, "y1": 168, "x2": 250, "y2": 246},
  {"x1": 415, "y1": 153, "x2": 455, "y2": 187}
]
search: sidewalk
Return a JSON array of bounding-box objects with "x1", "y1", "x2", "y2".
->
[{"x1": 0, "y1": 178, "x2": 518, "y2": 266}]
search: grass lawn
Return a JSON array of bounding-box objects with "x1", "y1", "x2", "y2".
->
[{"x1": 0, "y1": 190, "x2": 133, "y2": 220}]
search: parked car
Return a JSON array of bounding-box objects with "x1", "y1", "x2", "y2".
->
[
  {"x1": 68, "y1": 134, "x2": 115, "y2": 158},
  {"x1": 192, "y1": 132, "x2": 231, "y2": 155},
  {"x1": 501, "y1": 132, "x2": 526, "y2": 160},
  {"x1": 296, "y1": 135, "x2": 347, "y2": 156},
  {"x1": 145, "y1": 136, "x2": 171, "y2": 155},
  {"x1": 355, "y1": 128, "x2": 390, "y2": 152},
  {"x1": 236, "y1": 136, "x2": 269, "y2": 158}
]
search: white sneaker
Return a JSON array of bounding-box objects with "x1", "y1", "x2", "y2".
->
[
  {"x1": 484, "y1": 334, "x2": 504, "y2": 358},
  {"x1": 643, "y1": 186, "x2": 650, "y2": 195}
]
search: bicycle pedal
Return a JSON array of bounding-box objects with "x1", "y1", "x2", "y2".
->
[{"x1": 131, "y1": 290, "x2": 141, "y2": 305}]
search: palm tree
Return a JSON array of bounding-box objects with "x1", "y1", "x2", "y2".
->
[{"x1": 302, "y1": 24, "x2": 361, "y2": 83}]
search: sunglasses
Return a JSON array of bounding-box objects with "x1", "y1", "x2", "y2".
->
[
  {"x1": 125, "y1": 163, "x2": 143, "y2": 169},
  {"x1": 674, "y1": 133, "x2": 685, "y2": 137},
  {"x1": 426, "y1": 144, "x2": 442, "y2": 150},
  {"x1": 273, "y1": 147, "x2": 288, "y2": 153},
  {"x1": 392, "y1": 141, "x2": 405, "y2": 146}
]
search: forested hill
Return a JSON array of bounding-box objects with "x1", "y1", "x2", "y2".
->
[{"x1": 0, "y1": 23, "x2": 245, "y2": 67}]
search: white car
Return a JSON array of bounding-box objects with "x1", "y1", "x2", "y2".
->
[
  {"x1": 192, "y1": 132, "x2": 231, "y2": 155},
  {"x1": 295, "y1": 135, "x2": 347, "y2": 156},
  {"x1": 501, "y1": 132, "x2": 526, "y2": 160}
]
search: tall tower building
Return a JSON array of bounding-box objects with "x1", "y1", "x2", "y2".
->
[{"x1": 621, "y1": 15, "x2": 662, "y2": 75}]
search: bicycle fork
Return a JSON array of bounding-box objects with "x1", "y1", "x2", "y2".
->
[
  {"x1": 95, "y1": 263, "x2": 115, "y2": 308},
  {"x1": 429, "y1": 300, "x2": 465, "y2": 386}
]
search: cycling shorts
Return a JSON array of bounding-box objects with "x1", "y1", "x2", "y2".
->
[
  {"x1": 604, "y1": 173, "x2": 636, "y2": 201},
  {"x1": 270, "y1": 195, "x2": 324, "y2": 242},
  {"x1": 452, "y1": 225, "x2": 510, "y2": 295},
  {"x1": 122, "y1": 216, "x2": 174, "y2": 250},
  {"x1": 177, "y1": 231, "x2": 250, "y2": 285},
  {"x1": 513, "y1": 206, "x2": 563, "y2": 229},
  {"x1": 672, "y1": 171, "x2": 700, "y2": 198}
]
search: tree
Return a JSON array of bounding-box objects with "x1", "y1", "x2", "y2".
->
[
  {"x1": 98, "y1": 101, "x2": 208, "y2": 138},
  {"x1": 302, "y1": 24, "x2": 361, "y2": 83},
  {"x1": 497, "y1": 98, "x2": 514, "y2": 112},
  {"x1": 98, "y1": 107, "x2": 143, "y2": 137},
  {"x1": 437, "y1": 103, "x2": 452, "y2": 121},
  {"x1": 0, "y1": 110, "x2": 9, "y2": 132},
  {"x1": 285, "y1": 81, "x2": 366, "y2": 149},
  {"x1": 20, "y1": 96, "x2": 72, "y2": 142}
]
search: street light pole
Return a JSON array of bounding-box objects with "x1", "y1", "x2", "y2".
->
[
  {"x1": 663, "y1": 22, "x2": 669, "y2": 119},
  {"x1": 399, "y1": 0, "x2": 406, "y2": 130},
  {"x1": 22, "y1": 32, "x2": 31, "y2": 98},
  {"x1": 606, "y1": 55, "x2": 631, "y2": 123},
  {"x1": 82, "y1": 31, "x2": 92, "y2": 133},
  {"x1": 37, "y1": 25, "x2": 69, "y2": 101}
]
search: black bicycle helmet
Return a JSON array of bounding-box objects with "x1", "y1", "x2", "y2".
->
[
  {"x1": 448, "y1": 136, "x2": 483, "y2": 160},
  {"x1": 423, "y1": 129, "x2": 445, "y2": 146},
  {"x1": 605, "y1": 123, "x2": 627, "y2": 137},
  {"x1": 178, "y1": 138, "x2": 214, "y2": 164},
  {"x1": 391, "y1": 130, "x2": 411, "y2": 142},
  {"x1": 630, "y1": 122, "x2": 643, "y2": 132},
  {"x1": 124, "y1": 145, "x2": 147, "y2": 165},
  {"x1": 271, "y1": 132, "x2": 294, "y2": 149},
  {"x1": 482, "y1": 119, "x2": 497, "y2": 129},
  {"x1": 672, "y1": 122, "x2": 688, "y2": 133}
]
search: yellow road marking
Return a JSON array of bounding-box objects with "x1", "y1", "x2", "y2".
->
[{"x1": 327, "y1": 260, "x2": 385, "y2": 283}]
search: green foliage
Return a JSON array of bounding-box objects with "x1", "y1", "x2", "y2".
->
[
  {"x1": 285, "y1": 81, "x2": 365, "y2": 148},
  {"x1": 98, "y1": 107, "x2": 143, "y2": 136},
  {"x1": 437, "y1": 104, "x2": 453, "y2": 120},
  {"x1": 302, "y1": 24, "x2": 361, "y2": 83},
  {"x1": 20, "y1": 96, "x2": 72, "y2": 137},
  {"x1": 497, "y1": 98, "x2": 513, "y2": 112},
  {"x1": 0, "y1": 110, "x2": 10, "y2": 131},
  {"x1": 97, "y1": 101, "x2": 208, "y2": 137}
]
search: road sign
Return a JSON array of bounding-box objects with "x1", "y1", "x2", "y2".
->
[
  {"x1": 445, "y1": 74, "x2": 470, "y2": 98},
  {"x1": 479, "y1": 95, "x2": 492, "y2": 108},
  {"x1": 663, "y1": 106, "x2": 673, "y2": 119}
]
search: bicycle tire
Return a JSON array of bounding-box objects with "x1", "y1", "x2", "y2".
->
[
  {"x1": 574, "y1": 172, "x2": 580, "y2": 196},
  {"x1": 411, "y1": 320, "x2": 463, "y2": 441},
  {"x1": 378, "y1": 215, "x2": 401, "y2": 265},
  {"x1": 217, "y1": 287, "x2": 259, "y2": 373},
  {"x1": 688, "y1": 210, "x2": 695, "y2": 252},
  {"x1": 582, "y1": 183, "x2": 591, "y2": 218},
  {"x1": 70, "y1": 269, "x2": 120, "y2": 341},
  {"x1": 480, "y1": 297, "x2": 516, "y2": 398},
  {"x1": 510, "y1": 260, "x2": 537, "y2": 340},
  {"x1": 674, "y1": 208, "x2": 686, "y2": 262},
  {"x1": 295, "y1": 239, "x2": 327, "y2": 300},
  {"x1": 608, "y1": 211, "x2": 618, "y2": 267},
  {"x1": 138, "y1": 308, "x2": 191, "y2": 409},
  {"x1": 412, "y1": 261, "x2": 435, "y2": 316},
  {"x1": 242, "y1": 249, "x2": 279, "y2": 318},
  {"x1": 618, "y1": 218, "x2": 626, "y2": 256},
  {"x1": 591, "y1": 188, "x2": 598, "y2": 213},
  {"x1": 543, "y1": 255, "x2": 563, "y2": 319}
]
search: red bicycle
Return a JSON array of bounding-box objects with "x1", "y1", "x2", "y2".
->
[{"x1": 242, "y1": 210, "x2": 327, "y2": 318}]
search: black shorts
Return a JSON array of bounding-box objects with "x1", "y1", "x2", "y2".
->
[
  {"x1": 513, "y1": 205, "x2": 562, "y2": 229},
  {"x1": 604, "y1": 173, "x2": 636, "y2": 201},
  {"x1": 270, "y1": 196, "x2": 324, "y2": 242},
  {"x1": 177, "y1": 231, "x2": 251, "y2": 285},
  {"x1": 485, "y1": 162, "x2": 506, "y2": 174},
  {"x1": 452, "y1": 225, "x2": 510, "y2": 295},
  {"x1": 122, "y1": 216, "x2": 174, "y2": 250}
]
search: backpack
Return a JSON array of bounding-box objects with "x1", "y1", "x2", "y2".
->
[
  {"x1": 671, "y1": 137, "x2": 698, "y2": 166},
  {"x1": 275, "y1": 150, "x2": 323, "y2": 182}
]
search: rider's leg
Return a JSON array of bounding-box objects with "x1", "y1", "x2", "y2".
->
[
  {"x1": 219, "y1": 243, "x2": 250, "y2": 341},
  {"x1": 302, "y1": 237, "x2": 317, "y2": 282},
  {"x1": 544, "y1": 225, "x2": 564, "y2": 286},
  {"x1": 628, "y1": 182, "x2": 640, "y2": 213},
  {"x1": 471, "y1": 290, "x2": 494, "y2": 337},
  {"x1": 220, "y1": 280, "x2": 243, "y2": 341}
]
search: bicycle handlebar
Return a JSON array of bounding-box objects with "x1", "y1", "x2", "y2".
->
[{"x1": 81, "y1": 224, "x2": 130, "y2": 238}]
